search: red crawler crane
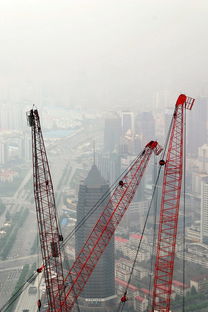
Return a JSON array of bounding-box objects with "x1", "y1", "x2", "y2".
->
[
  {"x1": 151, "y1": 94, "x2": 195, "y2": 312},
  {"x1": 27, "y1": 109, "x2": 67, "y2": 311},
  {"x1": 54, "y1": 140, "x2": 162, "y2": 312}
]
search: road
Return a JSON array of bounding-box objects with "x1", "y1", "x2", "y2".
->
[{"x1": 0, "y1": 254, "x2": 39, "y2": 271}]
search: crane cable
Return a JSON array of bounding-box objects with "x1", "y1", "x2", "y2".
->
[
  {"x1": 62, "y1": 247, "x2": 81, "y2": 312},
  {"x1": 37, "y1": 223, "x2": 41, "y2": 310},
  {"x1": 118, "y1": 113, "x2": 175, "y2": 312},
  {"x1": 0, "y1": 150, "x2": 144, "y2": 312},
  {"x1": 117, "y1": 162, "x2": 163, "y2": 312},
  {"x1": 0, "y1": 273, "x2": 37, "y2": 312},
  {"x1": 182, "y1": 108, "x2": 187, "y2": 312}
]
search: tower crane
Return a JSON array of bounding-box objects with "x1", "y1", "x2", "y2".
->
[
  {"x1": 151, "y1": 94, "x2": 195, "y2": 312},
  {"x1": 27, "y1": 109, "x2": 67, "y2": 311},
  {"x1": 53, "y1": 140, "x2": 162, "y2": 312}
]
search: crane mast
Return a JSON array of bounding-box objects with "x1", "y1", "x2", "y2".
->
[
  {"x1": 54, "y1": 140, "x2": 162, "y2": 312},
  {"x1": 151, "y1": 94, "x2": 195, "y2": 312},
  {"x1": 27, "y1": 109, "x2": 67, "y2": 311}
]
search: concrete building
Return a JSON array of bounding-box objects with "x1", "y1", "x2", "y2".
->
[
  {"x1": 115, "y1": 277, "x2": 138, "y2": 308},
  {"x1": 190, "y1": 275, "x2": 208, "y2": 294},
  {"x1": 172, "y1": 280, "x2": 190, "y2": 296},
  {"x1": 192, "y1": 172, "x2": 208, "y2": 196},
  {"x1": 116, "y1": 258, "x2": 148, "y2": 282},
  {"x1": 115, "y1": 236, "x2": 150, "y2": 262},
  {"x1": 75, "y1": 164, "x2": 116, "y2": 310},
  {"x1": 134, "y1": 295, "x2": 148, "y2": 312}
]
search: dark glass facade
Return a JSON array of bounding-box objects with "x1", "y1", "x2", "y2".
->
[{"x1": 75, "y1": 165, "x2": 115, "y2": 301}]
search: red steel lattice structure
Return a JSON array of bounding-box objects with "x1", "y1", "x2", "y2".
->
[
  {"x1": 55, "y1": 141, "x2": 163, "y2": 311},
  {"x1": 27, "y1": 109, "x2": 67, "y2": 311},
  {"x1": 151, "y1": 94, "x2": 195, "y2": 312}
]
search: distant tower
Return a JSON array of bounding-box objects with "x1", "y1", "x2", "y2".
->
[
  {"x1": 75, "y1": 165, "x2": 116, "y2": 311},
  {"x1": 201, "y1": 176, "x2": 208, "y2": 244}
]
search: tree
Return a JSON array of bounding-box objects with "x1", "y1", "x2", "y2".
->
[{"x1": 191, "y1": 285, "x2": 197, "y2": 295}]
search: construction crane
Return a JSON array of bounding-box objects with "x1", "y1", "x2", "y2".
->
[
  {"x1": 53, "y1": 140, "x2": 162, "y2": 312},
  {"x1": 151, "y1": 94, "x2": 195, "y2": 312},
  {"x1": 27, "y1": 109, "x2": 67, "y2": 311}
]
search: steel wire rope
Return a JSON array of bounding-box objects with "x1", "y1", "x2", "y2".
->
[
  {"x1": 117, "y1": 162, "x2": 163, "y2": 312},
  {"x1": 0, "y1": 273, "x2": 38, "y2": 312},
  {"x1": 62, "y1": 247, "x2": 81, "y2": 312},
  {"x1": 117, "y1": 114, "x2": 175, "y2": 312},
  {"x1": 37, "y1": 219, "x2": 41, "y2": 311},
  {"x1": 182, "y1": 108, "x2": 187, "y2": 312}
]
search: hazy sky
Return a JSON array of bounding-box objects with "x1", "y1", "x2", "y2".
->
[{"x1": 0, "y1": 0, "x2": 208, "y2": 110}]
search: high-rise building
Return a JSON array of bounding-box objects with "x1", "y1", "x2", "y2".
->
[
  {"x1": 96, "y1": 152, "x2": 121, "y2": 186},
  {"x1": 75, "y1": 165, "x2": 116, "y2": 311},
  {"x1": 198, "y1": 144, "x2": 208, "y2": 173},
  {"x1": 201, "y1": 177, "x2": 208, "y2": 244},
  {"x1": 135, "y1": 112, "x2": 155, "y2": 145},
  {"x1": 187, "y1": 96, "x2": 208, "y2": 156},
  {"x1": 121, "y1": 111, "x2": 134, "y2": 135},
  {"x1": 104, "y1": 113, "x2": 121, "y2": 153}
]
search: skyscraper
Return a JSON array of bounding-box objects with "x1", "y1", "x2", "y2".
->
[
  {"x1": 96, "y1": 151, "x2": 121, "y2": 186},
  {"x1": 75, "y1": 164, "x2": 116, "y2": 311},
  {"x1": 121, "y1": 111, "x2": 134, "y2": 136},
  {"x1": 201, "y1": 176, "x2": 208, "y2": 244},
  {"x1": 187, "y1": 96, "x2": 208, "y2": 156},
  {"x1": 104, "y1": 113, "x2": 121, "y2": 153}
]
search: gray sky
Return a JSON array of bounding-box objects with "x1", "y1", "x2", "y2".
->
[{"x1": 0, "y1": 0, "x2": 208, "y2": 110}]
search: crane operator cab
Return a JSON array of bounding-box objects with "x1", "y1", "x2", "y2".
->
[{"x1": 26, "y1": 109, "x2": 35, "y2": 127}]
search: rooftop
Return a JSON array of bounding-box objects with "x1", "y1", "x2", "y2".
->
[
  {"x1": 84, "y1": 164, "x2": 106, "y2": 186},
  {"x1": 135, "y1": 295, "x2": 145, "y2": 302},
  {"x1": 115, "y1": 236, "x2": 129, "y2": 243}
]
